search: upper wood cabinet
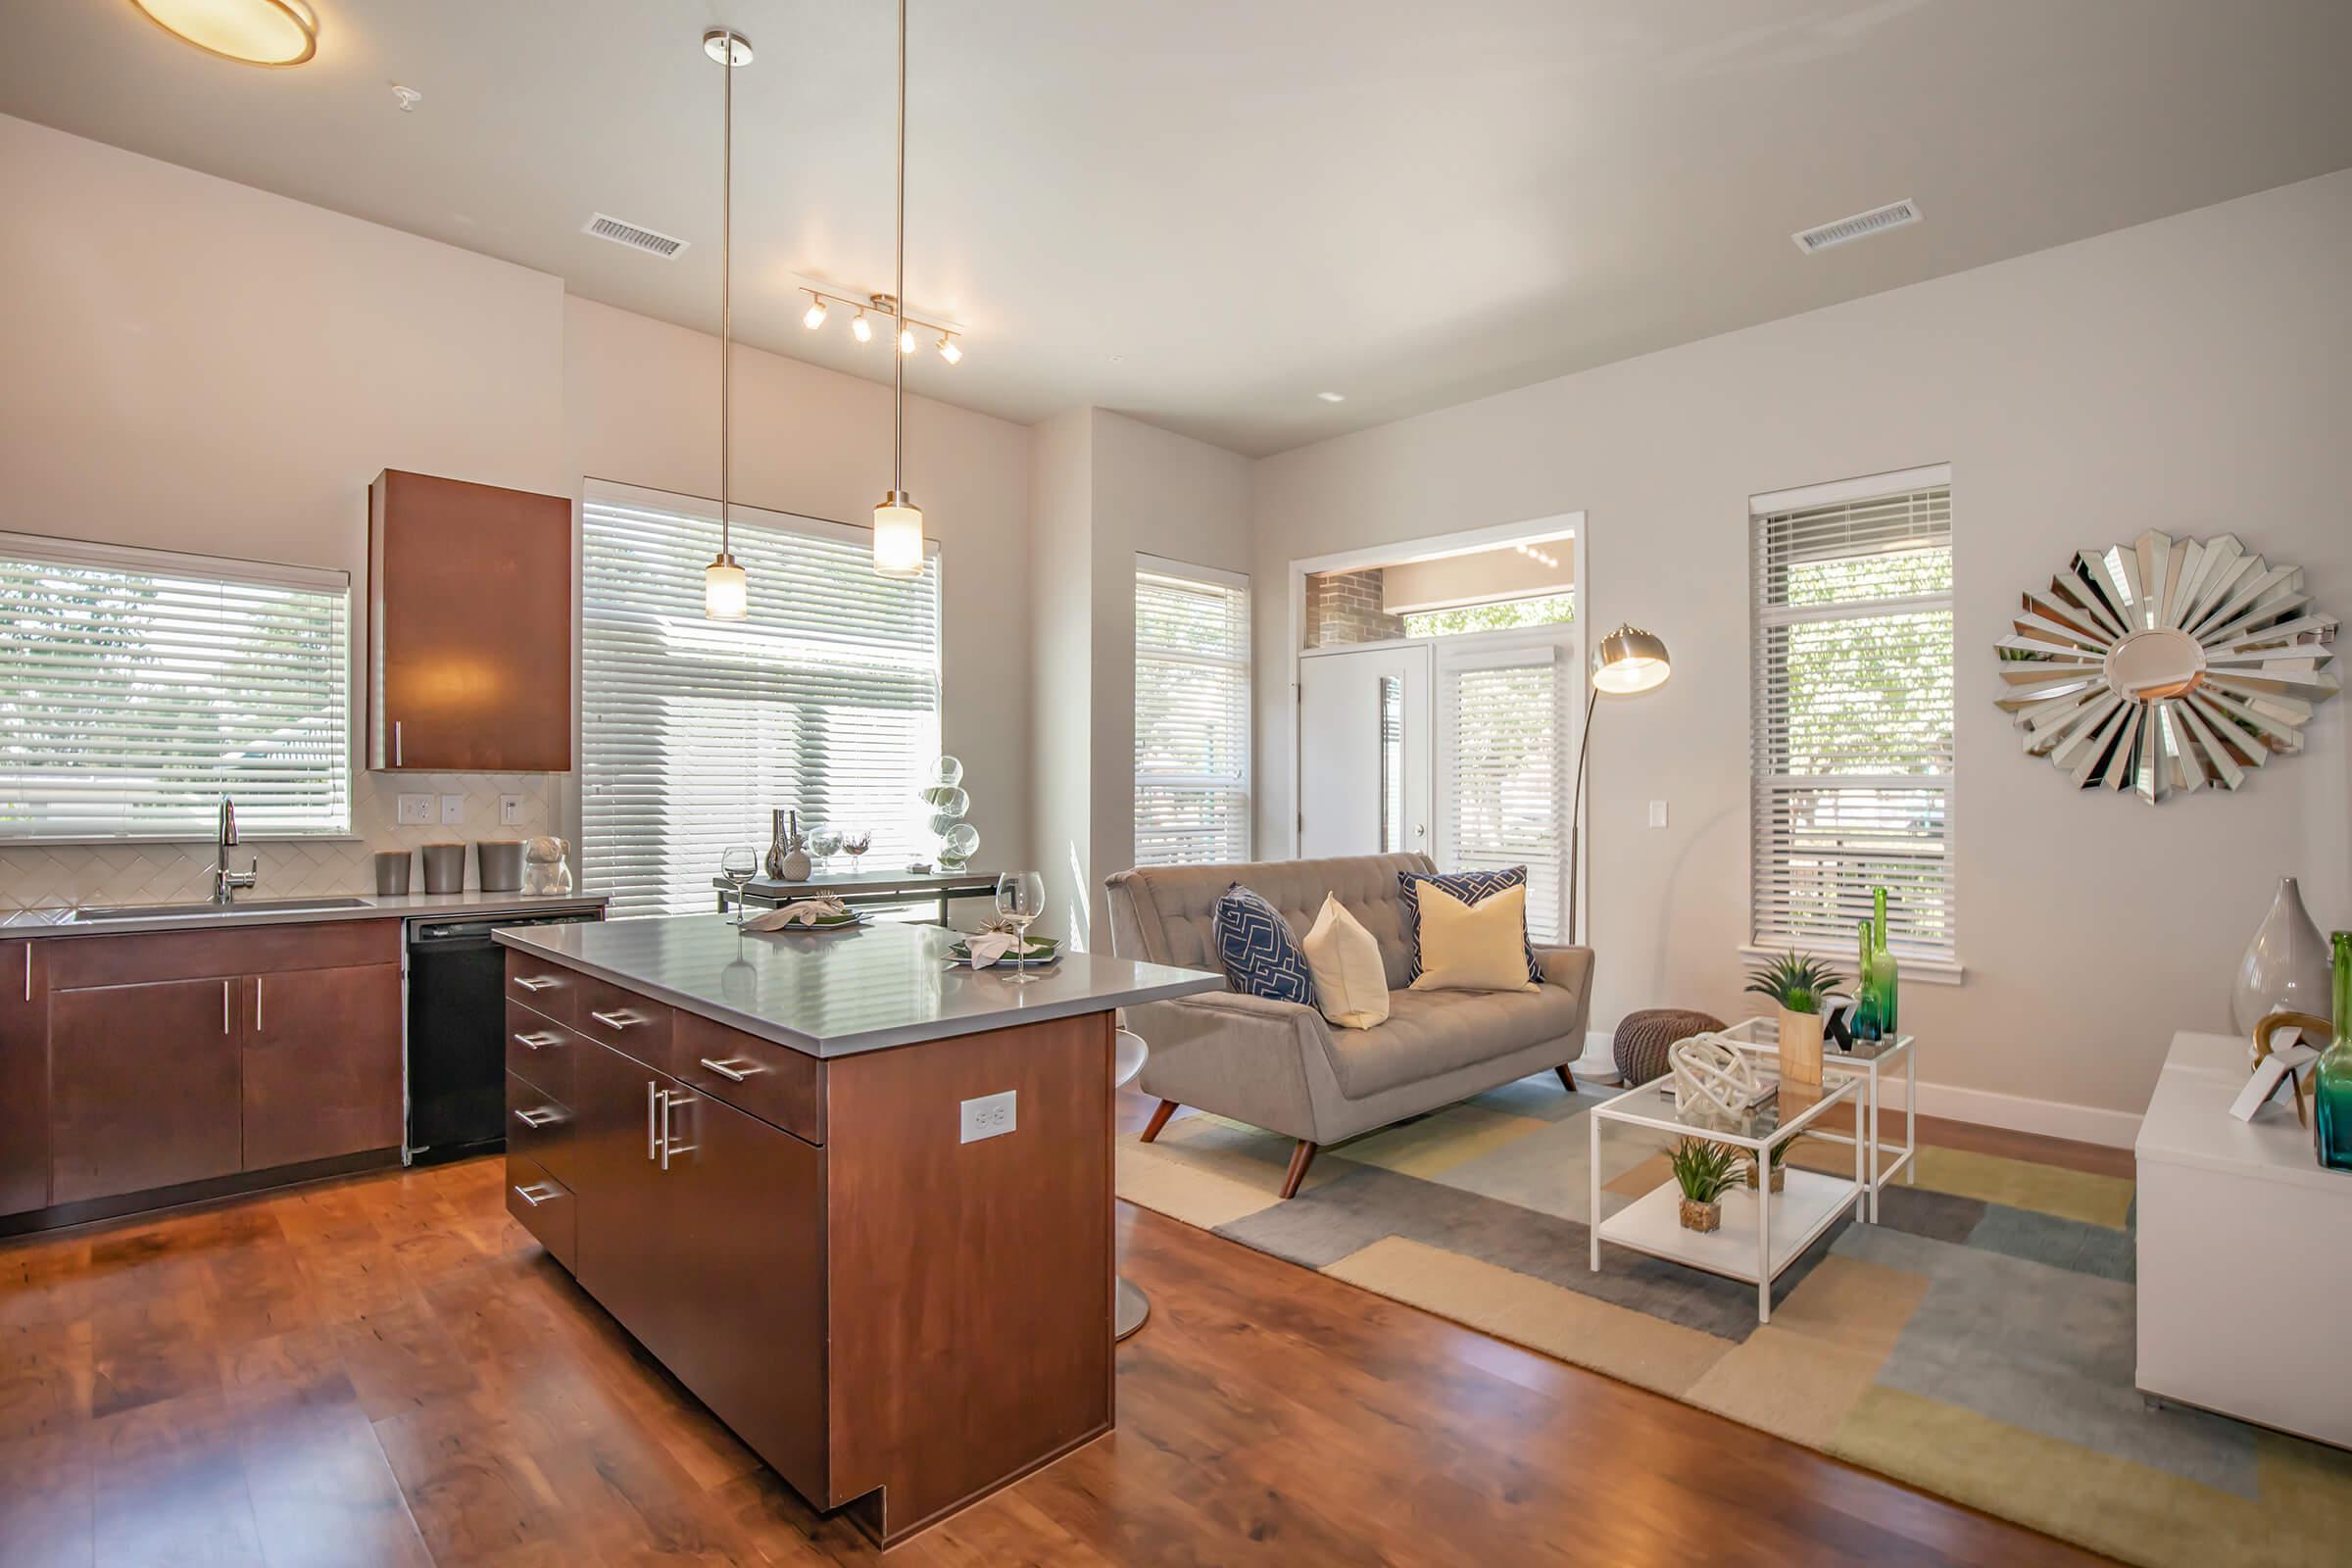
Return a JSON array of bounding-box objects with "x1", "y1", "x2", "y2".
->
[{"x1": 368, "y1": 468, "x2": 573, "y2": 773}]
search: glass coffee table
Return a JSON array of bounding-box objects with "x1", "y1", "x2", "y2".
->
[
  {"x1": 1712, "y1": 1016, "x2": 1918, "y2": 1223},
  {"x1": 1589, "y1": 1068, "x2": 1863, "y2": 1324}
]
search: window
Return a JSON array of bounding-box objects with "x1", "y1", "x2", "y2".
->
[
  {"x1": 580, "y1": 483, "x2": 941, "y2": 917},
  {"x1": 1134, "y1": 556, "x2": 1250, "y2": 865},
  {"x1": 1438, "y1": 642, "x2": 1568, "y2": 944},
  {"x1": 1401, "y1": 591, "x2": 1575, "y2": 640},
  {"x1": 1749, "y1": 469, "x2": 1954, "y2": 966},
  {"x1": 0, "y1": 533, "x2": 351, "y2": 839}
]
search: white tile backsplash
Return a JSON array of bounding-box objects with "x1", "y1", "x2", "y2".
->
[{"x1": 0, "y1": 773, "x2": 565, "y2": 912}]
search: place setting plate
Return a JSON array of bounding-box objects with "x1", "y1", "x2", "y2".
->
[{"x1": 946, "y1": 935, "x2": 1061, "y2": 968}]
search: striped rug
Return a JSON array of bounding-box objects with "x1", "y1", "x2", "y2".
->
[{"x1": 1116, "y1": 1074, "x2": 2352, "y2": 1568}]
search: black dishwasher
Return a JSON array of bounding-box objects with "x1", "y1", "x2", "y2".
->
[{"x1": 406, "y1": 907, "x2": 602, "y2": 1163}]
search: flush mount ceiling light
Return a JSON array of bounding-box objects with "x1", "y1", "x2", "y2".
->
[
  {"x1": 870, "y1": 0, "x2": 929, "y2": 580},
  {"x1": 702, "y1": 25, "x2": 753, "y2": 621},
  {"x1": 1316, "y1": 391, "x2": 1346, "y2": 403},
  {"x1": 132, "y1": 0, "x2": 318, "y2": 66},
  {"x1": 801, "y1": 287, "x2": 963, "y2": 368}
]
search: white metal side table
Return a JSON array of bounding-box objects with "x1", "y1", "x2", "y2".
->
[{"x1": 1714, "y1": 1016, "x2": 1918, "y2": 1222}]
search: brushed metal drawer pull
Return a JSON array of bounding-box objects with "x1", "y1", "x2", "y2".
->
[
  {"x1": 697, "y1": 1056, "x2": 758, "y2": 1082},
  {"x1": 255, "y1": 975, "x2": 264, "y2": 1032},
  {"x1": 395, "y1": 719, "x2": 403, "y2": 767},
  {"x1": 590, "y1": 1008, "x2": 641, "y2": 1030},
  {"x1": 648, "y1": 1081, "x2": 661, "y2": 1161},
  {"x1": 514, "y1": 975, "x2": 558, "y2": 992},
  {"x1": 512, "y1": 1182, "x2": 560, "y2": 1207},
  {"x1": 513, "y1": 1031, "x2": 561, "y2": 1051},
  {"x1": 514, "y1": 1106, "x2": 561, "y2": 1129},
  {"x1": 661, "y1": 1092, "x2": 695, "y2": 1170},
  {"x1": 222, "y1": 979, "x2": 230, "y2": 1034}
]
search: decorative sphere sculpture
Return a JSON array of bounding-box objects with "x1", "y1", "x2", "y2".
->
[{"x1": 1668, "y1": 1034, "x2": 1765, "y2": 1118}]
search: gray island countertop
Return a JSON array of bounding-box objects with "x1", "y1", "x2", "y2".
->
[{"x1": 496, "y1": 913, "x2": 1224, "y2": 1057}]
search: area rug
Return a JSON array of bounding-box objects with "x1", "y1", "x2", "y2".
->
[{"x1": 1116, "y1": 1074, "x2": 2352, "y2": 1568}]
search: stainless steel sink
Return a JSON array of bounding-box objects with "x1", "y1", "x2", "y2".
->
[{"x1": 72, "y1": 896, "x2": 371, "y2": 922}]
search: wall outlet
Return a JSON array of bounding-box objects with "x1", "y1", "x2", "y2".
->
[
  {"x1": 1647, "y1": 800, "x2": 1669, "y2": 828},
  {"x1": 439, "y1": 794, "x2": 465, "y2": 825},
  {"x1": 958, "y1": 1090, "x2": 1017, "y2": 1144},
  {"x1": 499, "y1": 795, "x2": 524, "y2": 826},
  {"x1": 396, "y1": 793, "x2": 433, "y2": 826}
]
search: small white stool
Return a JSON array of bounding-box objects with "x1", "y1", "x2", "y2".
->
[{"x1": 1112, "y1": 1025, "x2": 1151, "y2": 1341}]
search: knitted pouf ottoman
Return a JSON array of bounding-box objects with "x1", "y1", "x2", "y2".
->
[{"x1": 1612, "y1": 1007, "x2": 1726, "y2": 1088}]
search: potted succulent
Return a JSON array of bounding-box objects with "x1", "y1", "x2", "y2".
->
[
  {"x1": 1745, "y1": 1136, "x2": 1797, "y2": 1193},
  {"x1": 1744, "y1": 951, "x2": 1845, "y2": 1087},
  {"x1": 1668, "y1": 1138, "x2": 1740, "y2": 1233}
]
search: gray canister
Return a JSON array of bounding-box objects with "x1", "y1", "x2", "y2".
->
[
  {"x1": 419, "y1": 842, "x2": 466, "y2": 894},
  {"x1": 372, "y1": 850, "x2": 414, "y2": 896},
  {"x1": 476, "y1": 840, "x2": 524, "y2": 893}
]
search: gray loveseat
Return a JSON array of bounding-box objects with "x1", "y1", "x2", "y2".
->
[{"x1": 1103, "y1": 853, "x2": 1594, "y2": 1198}]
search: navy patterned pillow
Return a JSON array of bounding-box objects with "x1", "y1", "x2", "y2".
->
[
  {"x1": 1398, "y1": 866, "x2": 1543, "y2": 985},
  {"x1": 1212, "y1": 884, "x2": 1319, "y2": 1007}
]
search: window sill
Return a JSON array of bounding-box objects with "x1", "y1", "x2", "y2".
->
[{"x1": 1738, "y1": 944, "x2": 1965, "y2": 987}]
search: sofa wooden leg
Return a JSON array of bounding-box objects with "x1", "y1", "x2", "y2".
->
[
  {"x1": 1140, "y1": 1100, "x2": 1180, "y2": 1144},
  {"x1": 1555, "y1": 1064, "x2": 1578, "y2": 1094},
  {"x1": 1280, "y1": 1141, "x2": 1319, "y2": 1200}
]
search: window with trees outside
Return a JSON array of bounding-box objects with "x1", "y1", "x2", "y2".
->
[
  {"x1": 1134, "y1": 556, "x2": 1250, "y2": 865},
  {"x1": 1748, "y1": 469, "x2": 1955, "y2": 966},
  {"x1": 0, "y1": 533, "x2": 353, "y2": 839}
]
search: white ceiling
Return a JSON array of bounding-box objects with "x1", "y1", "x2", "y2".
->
[{"x1": 4, "y1": 1, "x2": 2348, "y2": 456}]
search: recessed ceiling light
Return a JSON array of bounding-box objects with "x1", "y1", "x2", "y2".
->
[
  {"x1": 1316, "y1": 391, "x2": 1347, "y2": 403},
  {"x1": 132, "y1": 0, "x2": 318, "y2": 67}
]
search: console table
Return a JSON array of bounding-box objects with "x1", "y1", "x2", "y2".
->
[
  {"x1": 713, "y1": 868, "x2": 999, "y2": 927},
  {"x1": 2135, "y1": 1029, "x2": 2350, "y2": 1449}
]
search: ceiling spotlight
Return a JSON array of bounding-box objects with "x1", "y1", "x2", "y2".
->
[
  {"x1": 133, "y1": 0, "x2": 318, "y2": 66},
  {"x1": 1316, "y1": 391, "x2": 1347, "y2": 403},
  {"x1": 802, "y1": 293, "x2": 828, "y2": 330},
  {"x1": 898, "y1": 325, "x2": 917, "y2": 355},
  {"x1": 937, "y1": 334, "x2": 961, "y2": 365},
  {"x1": 851, "y1": 309, "x2": 873, "y2": 344}
]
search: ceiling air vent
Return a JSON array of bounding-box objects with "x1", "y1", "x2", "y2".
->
[
  {"x1": 583, "y1": 213, "x2": 689, "y2": 259},
  {"x1": 1791, "y1": 198, "x2": 1920, "y2": 255}
]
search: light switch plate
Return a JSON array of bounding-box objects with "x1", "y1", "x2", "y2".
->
[
  {"x1": 499, "y1": 795, "x2": 524, "y2": 826},
  {"x1": 959, "y1": 1090, "x2": 1017, "y2": 1144},
  {"x1": 439, "y1": 794, "x2": 465, "y2": 825},
  {"x1": 1647, "y1": 800, "x2": 1669, "y2": 828},
  {"x1": 396, "y1": 793, "x2": 433, "y2": 826}
]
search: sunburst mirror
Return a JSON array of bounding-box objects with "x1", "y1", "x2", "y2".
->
[{"x1": 1997, "y1": 530, "x2": 2338, "y2": 805}]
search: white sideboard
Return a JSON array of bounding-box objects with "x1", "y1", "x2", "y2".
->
[{"x1": 2134, "y1": 1030, "x2": 2350, "y2": 1449}]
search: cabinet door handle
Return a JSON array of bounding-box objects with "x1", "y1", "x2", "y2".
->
[
  {"x1": 21, "y1": 944, "x2": 27, "y2": 1004},
  {"x1": 661, "y1": 1091, "x2": 694, "y2": 1170},
  {"x1": 514, "y1": 975, "x2": 557, "y2": 992},
  {"x1": 697, "y1": 1056, "x2": 757, "y2": 1082},
  {"x1": 512, "y1": 1181, "x2": 559, "y2": 1207},
  {"x1": 513, "y1": 1030, "x2": 560, "y2": 1051},
  {"x1": 514, "y1": 1106, "x2": 561, "y2": 1129},
  {"x1": 648, "y1": 1081, "x2": 662, "y2": 1161},
  {"x1": 222, "y1": 979, "x2": 231, "y2": 1034},
  {"x1": 255, "y1": 975, "x2": 264, "y2": 1032},
  {"x1": 395, "y1": 719, "x2": 403, "y2": 767},
  {"x1": 589, "y1": 1008, "x2": 640, "y2": 1031}
]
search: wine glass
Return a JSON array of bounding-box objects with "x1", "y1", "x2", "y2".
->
[
  {"x1": 718, "y1": 845, "x2": 759, "y2": 925},
  {"x1": 995, "y1": 871, "x2": 1046, "y2": 981},
  {"x1": 843, "y1": 828, "x2": 872, "y2": 875},
  {"x1": 809, "y1": 826, "x2": 844, "y2": 875}
]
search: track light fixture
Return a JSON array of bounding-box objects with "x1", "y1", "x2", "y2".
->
[
  {"x1": 898, "y1": 325, "x2": 917, "y2": 355},
  {"x1": 796, "y1": 286, "x2": 965, "y2": 367},
  {"x1": 937, "y1": 333, "x2": 961, "y2": 365},
  {"x1": 850, "y1": 309, "x2": 873, "y2": 344},
  {"x1": 802, "y1": 292, "x2": 828, "y2": 329}
]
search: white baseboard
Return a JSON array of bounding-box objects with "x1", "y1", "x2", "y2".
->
[{"x1": 1881, "y1": 1078, "x2": 2142, "y2": 1151}]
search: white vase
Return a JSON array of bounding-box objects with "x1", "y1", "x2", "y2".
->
[{"x1": 2231, "y1": 876, "x2": 2332, "y2": 1036}]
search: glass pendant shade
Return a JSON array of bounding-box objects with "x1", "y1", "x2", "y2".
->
[
  {"x1": 1592, "y1": 624, "x2": 1672, "y2": 694},
  {"x1": 133, "y1": 0, "x2": 317, "y2": 66},
  {"x1": 873, "y1": 493, "x2": 924, "y2": 578},
  {"x1": 704, "y1": 553, "x2": 748, "y2": 619}
]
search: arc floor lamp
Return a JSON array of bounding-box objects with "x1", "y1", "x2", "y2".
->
[{"x1": 1567, "y1": 623, "x2": 1672, "y2": 945}]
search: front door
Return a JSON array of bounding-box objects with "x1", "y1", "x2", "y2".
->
[{"x1": 1298, "y1": 643, "x2": 1432, "y2": 859}]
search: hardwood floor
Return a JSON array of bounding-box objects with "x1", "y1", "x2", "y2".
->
[{"x1": 0, "y1": 1094, "x2": 2125, "y2": 1566}]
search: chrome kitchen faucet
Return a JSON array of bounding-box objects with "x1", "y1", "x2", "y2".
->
[{"x1": 213, "y1": 796, "x2": 259, "y2": 906}]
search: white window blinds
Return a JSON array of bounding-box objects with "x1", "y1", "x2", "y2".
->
[
  {"x1": 1439, "y1": 643, "x2": 1567, "y2": 944},
  {"x1": 1134, "y1": 557, "x2": 1250, "y2": 866},
  {"x1": 1749, "y1": 475, "x2": 1954, "y2": 963},
  {"x1": 581, "y1": 485, "x2": 941, "y2": 918},
  {"x1": 0, "y1": 533, "x2": 351, "y2": 840}
]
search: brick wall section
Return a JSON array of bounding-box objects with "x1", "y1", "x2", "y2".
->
[{"x1": 1305, "y1": 568, "x2": 1409, "y2": 647}]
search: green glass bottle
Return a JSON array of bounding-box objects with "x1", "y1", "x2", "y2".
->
[
  {"x1": 1850, "y1": 919, "x2": 1883, "y2": 1041},
  {"x1": 2316, "y1": 930, "x2": 2352, "y2": 1173},
  {"x1": 1868, "y1": 887, "x2": 1900, "y2": 1038}
]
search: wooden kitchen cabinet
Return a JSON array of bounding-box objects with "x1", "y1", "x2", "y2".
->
[
  {"x1": 568, "y1": 1030, "x2": 684, "y2": 1357},
  {"x1": 0, "y1": 940, "x2": 48, "y2": 1216},
  {"x1": 50, "y1": 977, "x2": 242, "y2": 1204},
  {"x1": 368, "y1": 468, "x2": 572, "y2": 772},
  {"x1": 241, "y1": 963, "x2": 404, "y2": 1170}
]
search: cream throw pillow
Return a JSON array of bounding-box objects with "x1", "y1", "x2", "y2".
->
[
  {"x1": 1409, "y1": 882, "x2": 1539, "y2": 993},
  {"x1": 1300, "y1": 893, "x2": 1390, "y2": 1029}
]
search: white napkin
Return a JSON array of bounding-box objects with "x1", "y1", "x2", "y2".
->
[
  {"x1": 745, "y1": 897, "x2": 852, "y2": 931},
  {"x1": 961, "y1": 931, "x2": 1021, "y2": 966}
]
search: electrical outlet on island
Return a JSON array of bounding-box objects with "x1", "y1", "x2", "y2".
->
[{"x1": 959, "y1": 1090, "x2": 1017, "y2": 1144}]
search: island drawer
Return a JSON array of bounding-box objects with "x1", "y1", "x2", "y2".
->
[
  {"x1": 506, "y1": 1071, "x2": 576, "y2": 1184},
  {"x1": 672, "y1": 1010, "x2": 823, "y2": 1146},
  {"x1": 505, "y1": 1000, "x2": 577, "y2": 1103},
  {"x1": 574, "y1": 973, "x2": 671, "y2": 1066},
  {"x1": 505, "y1": 1149, "x2": 575, "y2": 1269},
  {"x1": 505, "y1": 952, "x2": 578, "y2": 1024}
]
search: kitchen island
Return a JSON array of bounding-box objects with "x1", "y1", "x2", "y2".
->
[{"x1": 495, "y1": 914, "x2": 1221, "y2": 1547}]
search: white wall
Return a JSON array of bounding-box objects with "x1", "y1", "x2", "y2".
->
[{"x1": 1252, "y1": 170, "x2": 2352, "y2": 1126}]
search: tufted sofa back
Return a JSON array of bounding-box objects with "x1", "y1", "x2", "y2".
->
[{"x1": 1103, "y1": 853, "x2": 1436, "y2": 993}]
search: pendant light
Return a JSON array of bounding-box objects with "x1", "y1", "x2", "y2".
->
[
  {"x1": 871, "y1": 0, "x2": 926, "y2": 579},
  {"x1": 703, "y1": 26, "x2": 752, "y2": 619}
]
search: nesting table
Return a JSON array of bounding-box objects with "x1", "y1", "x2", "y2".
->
[{"x1": 1714, "y1": 1016, "x2": 1920, "y2": 1222}]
